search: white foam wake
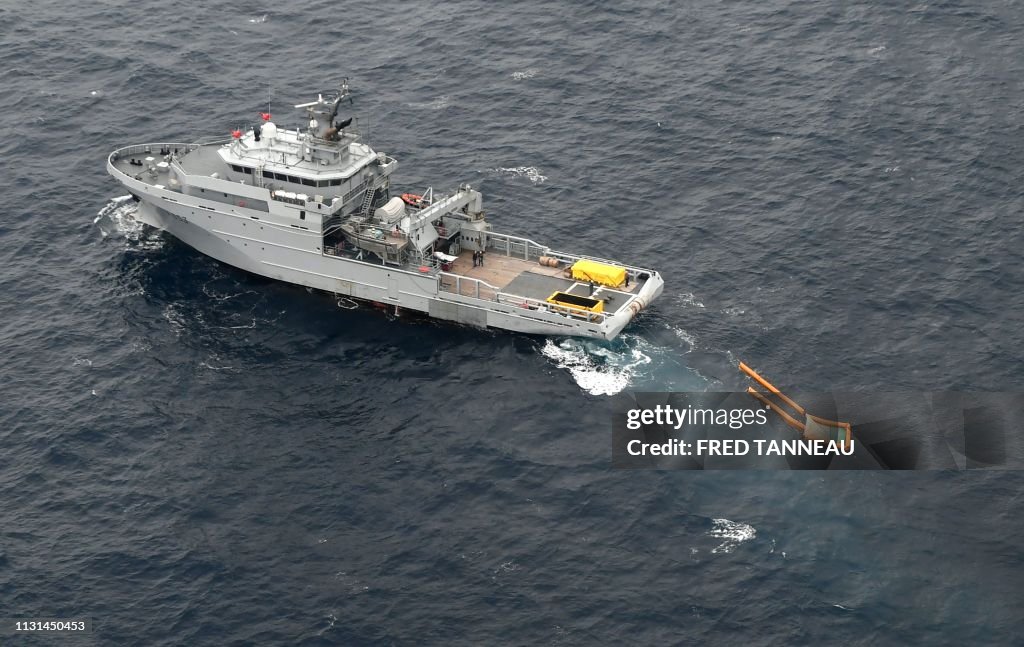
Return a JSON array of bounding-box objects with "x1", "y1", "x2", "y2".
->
[
  {"x1": 541, "y1": 338, "x2": 648, "y2": 396},
  {"x1": 511, "y1": 68, "x2": 539, "y2": 80},
  {"x1": 677, "y1": 292, "x2": 705, "y2": 308},
  {"x1": 541, "y1": 326, "x2": 711, "y2": 395},
  {"x1": 94, "y1": 195, "x2": 140, "y2": 237},
  {"x1": 707, "y1": 518, "x2": 757, "y2": 554},
  {"x1": 491, "y1": 166, "x2": 547, "y2": 184},
  {"x1": 94, "y1": 195, "x2": 165, "y2": 249},
  {"x1": 408, "y1": 95, "x2": 450, "y2": 110}
]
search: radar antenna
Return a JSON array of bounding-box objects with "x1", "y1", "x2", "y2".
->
[{"x1": 294, "y1": 79, "x2": 354, "y2": 141}]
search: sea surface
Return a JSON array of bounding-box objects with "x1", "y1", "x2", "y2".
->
[{"x1": 2, "y1": 0, "x2": 1024, "y2": 644}]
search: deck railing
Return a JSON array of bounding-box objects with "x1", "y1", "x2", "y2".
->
[
  {"x1": 484, "y1": 231, "x2": 548, "y2": 261},
  {"x1": 322, "y1": 214, "x2": 344, "y2": 236},
  {"x1": 109, "y1": 141, "x2": 234, "y2": 175},
  {"x1": 188, "y1": 136, "x2": 234, "y2": 148},
  {"x1": 438, "y1": 272, "x2": 501, "y2": 301},
  {"x1": 437, "y1": 271, "x2": 608, "y2": 324},
  {"x1": 481, "y1": 232, "x2": 648, "y2": 295},
  {"x1": 108, "y1": 142, "x2": 195, "y2": 162},
  {"x1": 541, "y1": 250, "x2": 654, "y2": 286},
  {"x1": 496, "y1": 292, "x2": 608, "y2": 323},
  {"x1": 478, "y1": 229, "x2": 655, "y2": 283}
]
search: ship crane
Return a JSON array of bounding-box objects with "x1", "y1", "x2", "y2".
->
[{"x1": 397, "y1": 185, "x2": 483, "y2": 252}]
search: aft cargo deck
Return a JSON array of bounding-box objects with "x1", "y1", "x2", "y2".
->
[{"x1": 441, "y1": 247, "x2": 647, "y2": 316}]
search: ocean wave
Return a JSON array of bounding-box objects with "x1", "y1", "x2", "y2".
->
[
  {"x1": 199, "y1": 354, "x2": 236, "y2": 371},
  {"x1": 161, "y1": 303, "x2": 204, "y2": 337},
  {"x1": 678, "y1": 292, "x2": 705, "y2": 308},
  {"x1": 408, "y1": 95, "x2": 450, "y2": 110},
  {"x1": 670, "y1": 325, "x2": 697, "y2": 349}
]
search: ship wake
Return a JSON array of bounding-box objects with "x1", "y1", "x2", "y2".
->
[
  {"x1": 541, "y1": 325, "x2": 713, "y2": 396},
  {"x1": 94, "y1": 195, "x2": 163, "y2": 250}
]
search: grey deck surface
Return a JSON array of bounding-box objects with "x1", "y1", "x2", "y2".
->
[
  {"x1": 110, "y1": 143, "x2": 225, "y2": 189},
  {"x1": 503, "y1": 271, "x2": 575, "y2": 302},
  {"x1": 177, "y1": 145, "x2": 229, "y2": 177},
  {"x1": 503, "y1": 272, "x2": 634, "y2": 313}
]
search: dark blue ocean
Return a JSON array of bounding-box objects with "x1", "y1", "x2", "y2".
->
[{"x1": 3, "y1": 0, "x2": 1024, "y2": 644}]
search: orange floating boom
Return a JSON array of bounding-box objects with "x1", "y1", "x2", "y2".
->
[
  {"x1": 746, "y1": 387, "x2": 806, "y2": 433},
  {"x1": 808, "y1": 413, "x2": 852, "y2": 429},
  {"x1": 738, "y1": 362, "x2": 806, "y2": 416},
  {"x1": 740, "y1": 362, "x2": 854, "y2": 450}
]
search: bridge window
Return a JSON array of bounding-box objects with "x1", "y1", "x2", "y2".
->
[
  {"x1": 262, "y1": 170, "x2": 274, "y2": 179},
  {"x1": 301, "y1": 178, "x2": 315, "y2": 187}
]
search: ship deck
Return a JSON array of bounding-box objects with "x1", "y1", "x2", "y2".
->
[
  {"x1": 175, "y1": 144, "x2": 230, "y2": 177},
  {"x1": 109, "y1": 140, "x2": 221, "y2": 189},
  {"x1": 109, "y1": 150, "x2": 182, "y2": 190},
  {"x1": 442, "y1": 250, "x2": 643, "y2": 314},
  {"x1": 108, "y1": 141, "x2": 237, "y2": 190}
]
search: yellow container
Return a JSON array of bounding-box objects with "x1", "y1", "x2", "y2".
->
[
  {"x1": 546, "y1": 291, "x2": 604, "y2": 313},
  {"x1": 571, "y1": 259, "x2": 626, "y2": 288}
]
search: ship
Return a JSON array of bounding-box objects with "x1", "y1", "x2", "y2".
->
[{"x1": 106, "y1": 81, "x2": 664, "y2": 339}]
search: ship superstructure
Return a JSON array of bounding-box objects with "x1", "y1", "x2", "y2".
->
[{"x1": 106, "y1": 81, "x2": 664, "y2": 339}]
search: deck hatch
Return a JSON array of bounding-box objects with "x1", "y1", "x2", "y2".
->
[{"x1": 546, "y1": 291, "x2": 604, "y2": 313}]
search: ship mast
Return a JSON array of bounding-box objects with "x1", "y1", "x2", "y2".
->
[{"x1": 294, "y1": 79, "x2": 353, "y2": 142}]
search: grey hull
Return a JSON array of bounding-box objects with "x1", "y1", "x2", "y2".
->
[
  {"x1": 109, "y1": 136, "x2": 663, "y2": 340},
  {"x1": 130, "y1": 194, "x2": 661, "y2": 339}
]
